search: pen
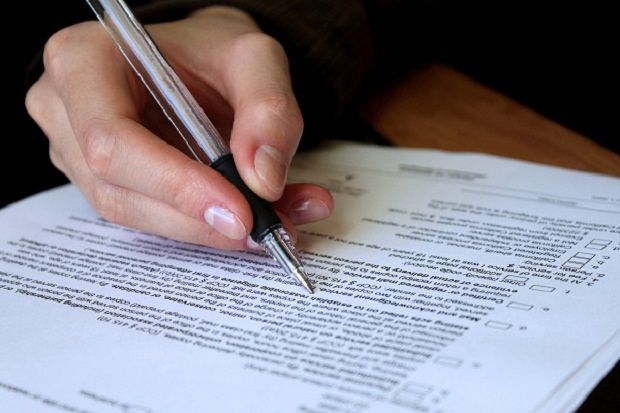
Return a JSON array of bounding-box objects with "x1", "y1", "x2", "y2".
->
[{"x1": 85, "y1": 0, "x2": 314, "y2": 293}]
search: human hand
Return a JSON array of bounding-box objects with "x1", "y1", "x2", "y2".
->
[{"x1": 26, "y1": 6, "x2": 333, "y2": 250}]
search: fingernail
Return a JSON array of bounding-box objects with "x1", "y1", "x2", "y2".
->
[
  {"x1": 204, "y1": 206, "x2": 247, "y2": 240},
  {"x1": 246, "y1": 236, "x2": 263, "y2": 251},
  {"x1": 288, "y1": 198, "x2": 331, "y2": 225},
  {"x1": 254, "y1": 145, "x2": 287, "y2": 196}
]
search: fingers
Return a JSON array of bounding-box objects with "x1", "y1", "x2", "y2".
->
[
  {"x1": 273, "y1": 184, "x2": 334, "y2": 225},
  {"x1": 213, "y1": 33, "x2": 304, "y2": 202},
  {"x1": 151, "y1": 14, "x2": 304, "y2": 202},
  {"x1": 74, "y1": 117, "x2": 252, "y2": 241},
  {"x1": 26, "y1": 16, "x2": 334, "y2": 253},
  {"x1": 27, "y1": 74, "x2": 248, "y2": 250},
  {"x1": 39, "y1": 22, "x2": 253, "y2": 242},
  {"x1": 26, "y1": 73, "x2": 72, "y2": 162}
]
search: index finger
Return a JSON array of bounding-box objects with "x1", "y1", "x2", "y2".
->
[{"x1": 44, "y1": 22, "x2": 253, "y2": 241}]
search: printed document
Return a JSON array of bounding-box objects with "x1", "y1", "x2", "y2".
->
[{"x1": 1, "y1": 141, "x2": 619, "y2": 412}]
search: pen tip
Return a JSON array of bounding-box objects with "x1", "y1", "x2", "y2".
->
[{"x1": 295, "y1": 268, "x2": 315, "y2": 294}]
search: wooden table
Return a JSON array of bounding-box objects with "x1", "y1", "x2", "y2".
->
[
  {"x1": 363, "y1": 63, "x2": 620, "y2": 176},
  {"x1": 363, "y1": 63, "x2": 619, "y2": 412}
]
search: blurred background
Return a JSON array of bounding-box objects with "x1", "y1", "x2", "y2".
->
[{"x1": 7, "y1": 0, "x2": 619, "y2": 208}]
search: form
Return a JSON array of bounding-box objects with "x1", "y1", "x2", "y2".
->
[{"x1": 1, "y1": 141, "x2": 619, "y2": 412}]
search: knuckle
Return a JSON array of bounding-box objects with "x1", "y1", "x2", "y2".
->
[
  {"x1": 43, "y1": 28, "x2": 76, "y2": 77},
  {"x1": 233, "y1": 32, "x2": 285, "y2": 57},
  {"x1": 284, "y1": 101, "x2": 304, "y2": 136},
  {"x1": 80, "y1": 119, "x2": 117, "y2": 180},
  {"x1": 228, "y1": 32, "x2": 303, "y2": 138},
  {"x1": 255, "y1": 92, "x2": 304, "y2": 136},
  {"x1": 48, "y1": 147, "x2": 63, "y2": 171},
  {"x1": 24, "y1": 83, "x2": 45, "y2": 123},
  {"x1": 43, "y1": 22, "x2": 107, "y2": 79},
  {"x1": 25, "y1": 83, "x2": 63, "y2": 145}
]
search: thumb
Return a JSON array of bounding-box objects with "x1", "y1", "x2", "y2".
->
[{"x1": 218, "y1": 33, "x2": 304, "y2": 201}]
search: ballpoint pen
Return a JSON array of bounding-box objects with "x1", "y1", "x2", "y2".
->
[{"x1": 85, "y1": 0, "x2": 314, "y2": 293}]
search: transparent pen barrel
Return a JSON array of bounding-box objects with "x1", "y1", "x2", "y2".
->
[{"x1": 85, "y1": 0, "x2": 228, "y2": 164}]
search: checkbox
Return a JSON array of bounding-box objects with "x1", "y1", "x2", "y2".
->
[
  {"x1": 485, "y1": 320, "x2": 512, "y2": 330},
  {"x1": 585, "y1": 239, "x2": 612, "y2": 250},
  {"x1": 434, "y1": 356, "x2": 463, "y2": 368},
  {"x1": 503, "y1": 275, "x2": 529, "y2": 285},
  {"x1": 507, "y1": 301, "x2": 533, "y2": 311},
  {"x1": 530, "y1": 285, "x2": 555, "y2": 292},
  {"x1": 392, "y1": 382, "x2": 433, "y2": 406}
]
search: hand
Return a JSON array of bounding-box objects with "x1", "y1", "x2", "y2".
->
[{"x1": 26, "y1": 6, "x2": 333, "y2": 250}]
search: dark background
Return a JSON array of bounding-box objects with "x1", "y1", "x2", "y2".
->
[
  {"x1": 6, "y1": 1, "x2": 619, "y2": 209},
  {"x1": 5, "y1": 1, "x2": 619, "y2": 411}
]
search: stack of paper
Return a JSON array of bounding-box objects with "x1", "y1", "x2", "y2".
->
[{"x1": 1, "y1": 141, "x2": 618, "y2": 412}]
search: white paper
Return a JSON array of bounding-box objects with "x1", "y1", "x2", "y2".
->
[{"x1": 1, "y1": 141, "x2": 619, "y2": 413}]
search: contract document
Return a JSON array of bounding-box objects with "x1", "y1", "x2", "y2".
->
[{"x1": 1, "y1": 141, "x2": 619, "y2": 413}]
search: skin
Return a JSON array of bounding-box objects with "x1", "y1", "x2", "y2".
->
[{"x1": 25, "y1": 6, "x2": 334, "y2": 251}]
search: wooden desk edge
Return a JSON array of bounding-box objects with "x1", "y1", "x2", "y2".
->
[{"x1": 363, "y1": 63, "x2": 620, "y2": 177}]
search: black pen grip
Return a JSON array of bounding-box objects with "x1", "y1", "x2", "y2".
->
[{"x1": 211, "y1": 154, "x2": 282, "y2": 241}]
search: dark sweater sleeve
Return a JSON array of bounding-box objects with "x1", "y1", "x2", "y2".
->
[
  {"x1": 138, "y1": 0, "x2": 373, "y2": 147},
  {"x1": 26, "y1": 1, "x2": 376, "y2": 147}
]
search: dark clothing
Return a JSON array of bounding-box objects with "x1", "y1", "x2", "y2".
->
[
  {"x1": 21, "y1": 1, "x2": 620, "y2": 151},
  {"x1": 131, "y1": 0, "x2": 619, "y2": 155},
  {"x1": 9, "y1": 1, "x2": 619, "y2": 203},
  {"x1": 165, "y1": 1, "x2": 373, "y2": 148}
]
